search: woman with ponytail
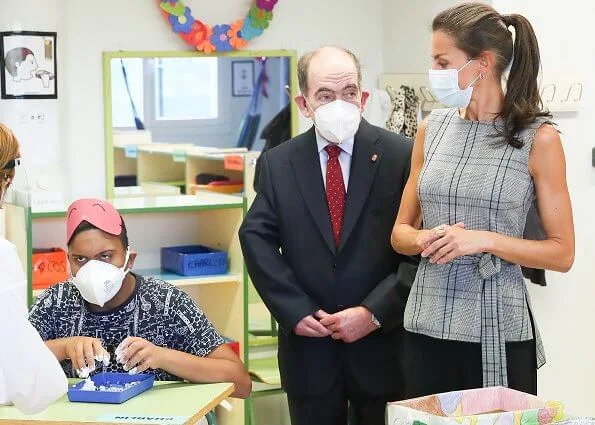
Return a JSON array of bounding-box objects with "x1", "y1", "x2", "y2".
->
[{"x1": 391, "y1": 3, "x2": 574, "y2": 396}]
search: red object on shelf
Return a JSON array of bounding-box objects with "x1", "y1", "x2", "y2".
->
[
  {"x1": 32, "y1": 248, "x2": 69, "y2": 289},
  {"x1": 224, "y1": 155, "x2": 244, "y2": 171}
]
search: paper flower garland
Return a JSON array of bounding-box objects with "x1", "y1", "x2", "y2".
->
[{"x1": 159, "y1": 0, "x2": 278, "y2": 53}]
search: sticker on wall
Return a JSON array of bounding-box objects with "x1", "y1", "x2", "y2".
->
[
  {"x1": 157, "y1": 0, "x2": 278, "y2": 53},
  {"x1": 0, "y1": 31, "x2": 57, "y2": 99}
]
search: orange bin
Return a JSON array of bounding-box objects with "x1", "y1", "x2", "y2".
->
[{"x1": 32, "y1": 248, "x2": 69, "y2": 289}]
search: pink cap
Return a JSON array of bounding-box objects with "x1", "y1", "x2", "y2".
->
[{"x1": 67, "y1": 199, "x2": 123, "y2": 243}]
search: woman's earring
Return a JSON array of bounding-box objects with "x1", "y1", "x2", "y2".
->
[{"x1": 480, "y1": 73, "x2": 485, "y2": 80}]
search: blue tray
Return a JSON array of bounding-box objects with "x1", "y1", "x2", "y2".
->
[{"x1": 67, "y1": 372, "x2": 155, "y2": 404}]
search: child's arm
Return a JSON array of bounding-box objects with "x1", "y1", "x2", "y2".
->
[
  {"x1": 117, "y1": 337, "x2": 251, "y2": 398},
  {"x1": 45, "y1": 337, "x2": 109, "y2": 375},
  {"x1": 29, "y1": 285, "x2": 109, "y2": 377}
]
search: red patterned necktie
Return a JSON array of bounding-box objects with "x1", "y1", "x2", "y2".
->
[{"x1": 324, "y1": 145, "x2": 346, "y2": 247}]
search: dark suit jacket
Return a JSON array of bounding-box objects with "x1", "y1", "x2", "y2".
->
[{"x1": 239, "y1": 119, "x2": 416, "y2": 396}]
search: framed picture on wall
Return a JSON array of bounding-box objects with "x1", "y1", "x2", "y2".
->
[
  {"x1": 0, "y1": 31, "x2": 57, "y2": 99},
  {"x1": 231, "y1": 60, "x2": 254, "y2": 97}
]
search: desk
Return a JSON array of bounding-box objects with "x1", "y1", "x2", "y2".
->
[{"x1": 0, "y1": 381, "x2": 234, "y2": 425}]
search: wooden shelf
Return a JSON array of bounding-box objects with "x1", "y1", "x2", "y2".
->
[
  {"x1": 30, "y1": 194, "x2": 244, "y2": 218},
  {"x1": 137, "y1": 143, "x2": 194, "y2": 155},
  {"x1": 33, "y1": 271, "x2": 242, "y2": 297},
  {"x1": 136, "y1": 269, "x2": 242, "y2": 288}
]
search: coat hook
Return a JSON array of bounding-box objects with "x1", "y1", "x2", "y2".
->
[
  {"x1": 540, "y1": 83, "x2": 556, "y2": 103},
  {"x1": 561, "y1": 82, "x2": 583, "y2": 103}
]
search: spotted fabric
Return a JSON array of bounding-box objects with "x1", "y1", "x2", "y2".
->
[
  {"x1": 404, "y1": 108, "x2": 549, "y2": 387},
  {"x1": 28, "y1": 274, "x2": 224, "y2": 381},
  {"x1": 325, "y1": 144, "x2": 346, "y2": 247}
]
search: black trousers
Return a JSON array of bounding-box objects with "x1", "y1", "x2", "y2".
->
[
  {"x1": 287, "y1": 359, "x2": 400, "y2": 425},
  {"x1": 402, "y1": 330, "x2": 537, "y2": 398}
]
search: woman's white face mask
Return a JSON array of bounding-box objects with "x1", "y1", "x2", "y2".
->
[
  {"x1": 428, "y1": 59, "x2": 481, "y2": 108},
  {"x1": 72, "y1": 250, "x2": 131, "y2": 307}
]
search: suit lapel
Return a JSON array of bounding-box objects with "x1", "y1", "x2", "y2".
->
[
  {"x1": 338, "y1": 119, "x2": 382, "y2": 253},
  {"x1": 290, "y1": 127, "x2": 336, "y2": 254}
]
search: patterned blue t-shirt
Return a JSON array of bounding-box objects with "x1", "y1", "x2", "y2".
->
[{"x1": 28, "y1": 274, "x2": 224, "y2": 381}]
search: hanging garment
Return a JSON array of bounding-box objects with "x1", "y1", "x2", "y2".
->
[
  {"x1": 236, "y1": 59, "x2": 269, "y2": 150},
  {"x1": 120, "y1": 59, "x2": 145, "y2": 130},
  {"x1": 253, "y1": 104, "x2": 291, "y2": 191},
  {"x1": 362, "y1": 89, "x2": 391, "y2": 129},
  {"x1": 386, "y1": 85, "x2": 419, "y2": 139}
]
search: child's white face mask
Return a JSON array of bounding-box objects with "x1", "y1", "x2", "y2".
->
[{"x1": 72, "y1": 250, "x2": 130, "y2": 307}]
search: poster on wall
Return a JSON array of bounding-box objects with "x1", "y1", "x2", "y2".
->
[
  {"x1": 0, "y1": 31, "x2": 57, "y2": 99},
  {"x1": 232, "y1": 60, "x2": 254, "y2": 97}
]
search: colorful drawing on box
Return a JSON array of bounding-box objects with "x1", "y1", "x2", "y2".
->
[{"x1": 388, "y1": 387, "x2": 564, "y2": 425}]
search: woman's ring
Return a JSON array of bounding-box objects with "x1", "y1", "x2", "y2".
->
[{"x1": 434, "y1": 226, "x2": 446, "y2": 237}]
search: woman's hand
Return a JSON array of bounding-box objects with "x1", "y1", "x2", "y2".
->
[{"x1": 421, "y1": 223, "x2": 493, "y2": 265}]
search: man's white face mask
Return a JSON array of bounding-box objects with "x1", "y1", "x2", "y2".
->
[{"x1": 306, "y1": 99, "x2": 362, "y2": 145}]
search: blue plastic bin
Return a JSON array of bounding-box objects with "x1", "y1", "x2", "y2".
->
[
  {"x1": 161, "y1": 245, "x2": 228, "y2": 276},
  {"x1": 67, "y1": 372, "x2": 155, "y2": 404}
]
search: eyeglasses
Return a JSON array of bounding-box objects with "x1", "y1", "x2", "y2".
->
[{"x1": 3, "y1": 158, "x2": 21, "y2": 170}]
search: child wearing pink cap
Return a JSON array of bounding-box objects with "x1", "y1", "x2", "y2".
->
[{"x1": 29, "y1": 198, "x2": 251, "y2": 399}]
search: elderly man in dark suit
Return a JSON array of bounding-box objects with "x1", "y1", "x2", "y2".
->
[{"x1": 239, "y1": 46, "x2": 416, "y2": 425}]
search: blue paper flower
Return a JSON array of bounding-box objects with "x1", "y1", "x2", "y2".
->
[
  {"x1": 169, "y1": 7, "x2": 193, "y2": 34},
  {"x1": 241, "y1": 17, "x2": 264, "y2": 41},
  {"x1": 211, "y1": 25, "x2": 233, "y2": 52}
]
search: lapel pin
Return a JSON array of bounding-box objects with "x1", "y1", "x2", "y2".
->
[{"x1": 371, "y1": 153, "x2": 378, "y2": 162}]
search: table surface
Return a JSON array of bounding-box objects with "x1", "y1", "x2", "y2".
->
[{"x1": 0, "y1": 380, "x2": 234, "y2": 425}]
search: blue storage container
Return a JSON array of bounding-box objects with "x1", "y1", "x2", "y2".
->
[
  {"x1": 67, "y1": 372, "x2": 155, "y2": 404},
  {"x1": 161, "y1": 244, "x2": 228, "y2": 276}
]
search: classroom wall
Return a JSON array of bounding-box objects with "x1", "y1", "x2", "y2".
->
[{"x1": 0, "y1": 0, "x2": 384, "y2": 200}]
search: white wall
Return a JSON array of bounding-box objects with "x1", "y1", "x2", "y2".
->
[
  {"x1": 383, "y1": 0, "x2": 490, "y2": 73},
  {"x1": 1, "y1": 0, "x2": 384, "y2": 200},
  {"x1": 384, "y1": 0, "x2": 594, "y2": 415},
  {"x1": 0, "y1": 0, "x2": 67, "y2": 197}
]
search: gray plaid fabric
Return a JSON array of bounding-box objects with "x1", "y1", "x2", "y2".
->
[{"x1": 404, "y1": 108, "x2": 548, "y2": 387}]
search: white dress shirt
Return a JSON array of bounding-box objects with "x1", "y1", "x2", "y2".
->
[
  {"x1": 316, "y1": 131, "x2": 353, "y2": 191},
  {"x1": 0, "y1": 238, "x2": 67, "y2": 414}
]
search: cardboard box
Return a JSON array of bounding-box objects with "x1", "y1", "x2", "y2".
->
[{"x1": 387, "y1": 387, "x2": 564, "y2": 425}]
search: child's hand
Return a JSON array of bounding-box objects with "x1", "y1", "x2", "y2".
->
[
  {"x1": 116, "y1": 337, "x2": 165, "y2": 374},
  {"x1": 62, "y1": 336, "x2": 109, "y2": 375}
]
